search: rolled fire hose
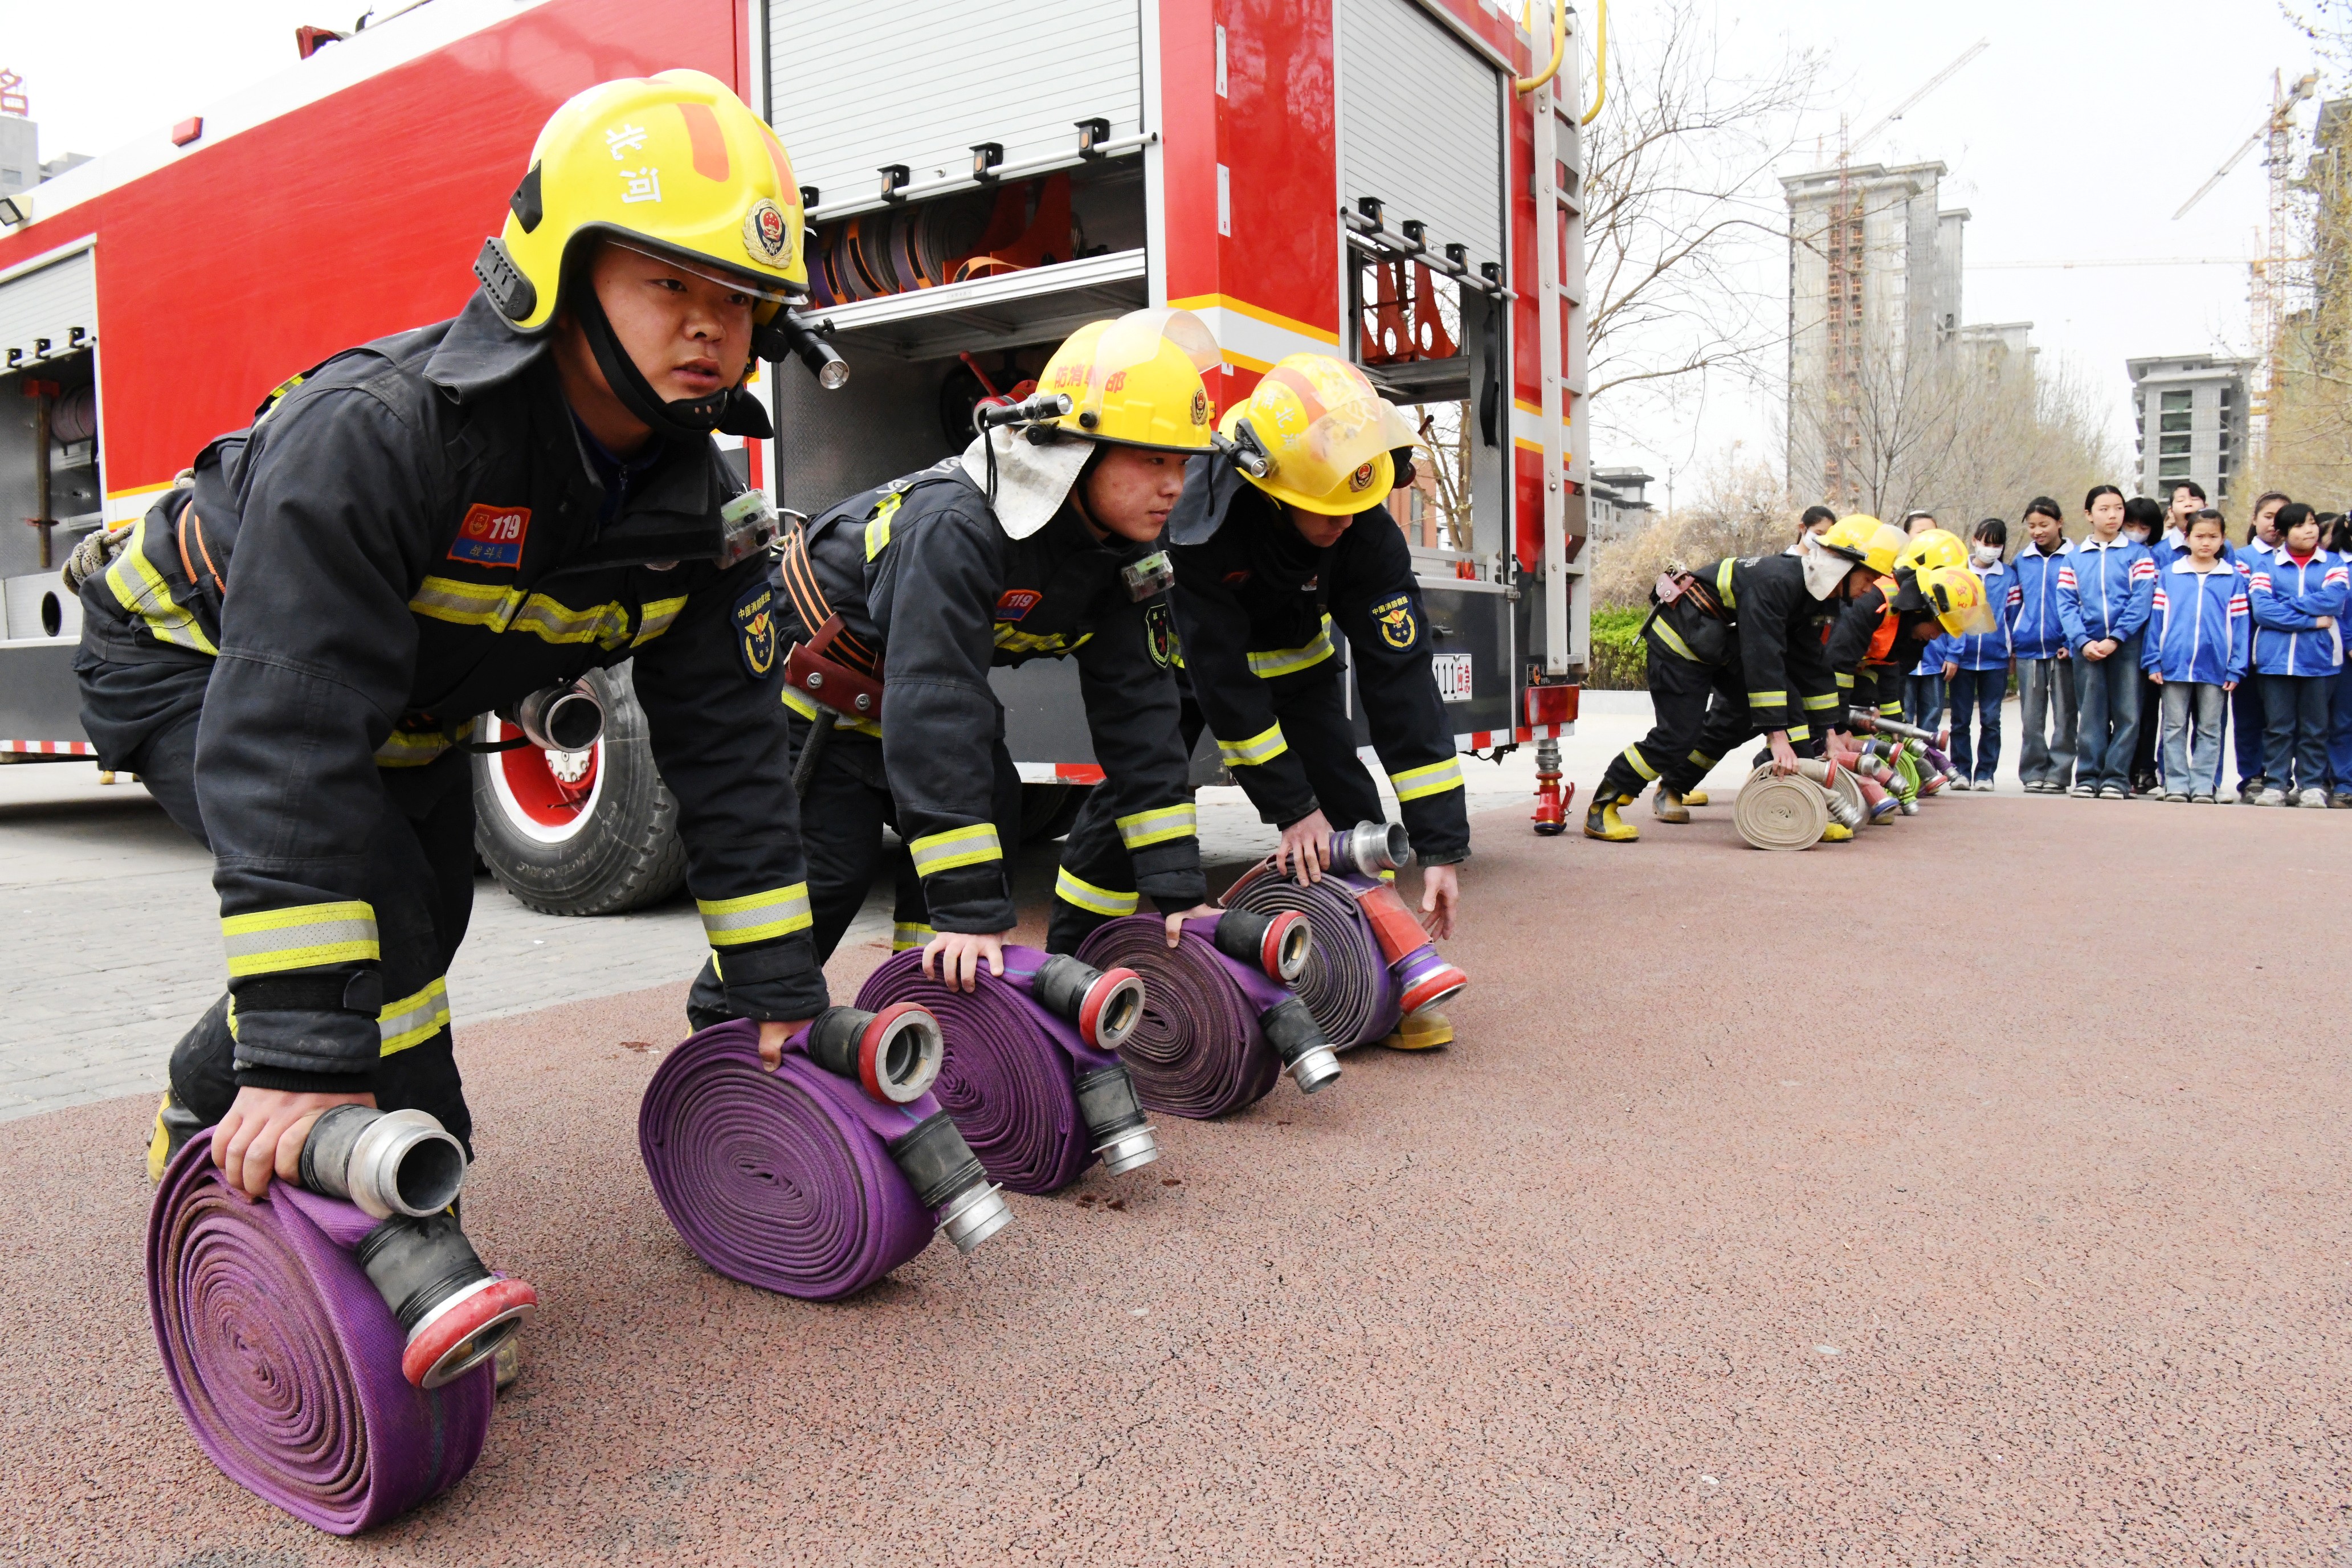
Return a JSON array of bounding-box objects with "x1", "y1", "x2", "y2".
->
[
  {"x1": 1075, "y1": 909, "x2": 1341, "y2": 1118},
  {"x1": 640, "y1": 1013, "x2": 1009, "y2": 1300},
  {"x1": 858, "y1": 947, "x2": 1159, "y2": 1193},
  {"x1": 147, "y1": 1138, "x2": 496, "y2": 1536},
  {"x1": 1734, "y1": 764, "x2": 1833, "y2": 850}
]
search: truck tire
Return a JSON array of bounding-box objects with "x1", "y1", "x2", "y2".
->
[
  {"x1": 471, "y1": 663, "x2": 688, "y2": 916},
  {"x1": 1019, "y1": 781, "x2": 1089, "y2": 843}
]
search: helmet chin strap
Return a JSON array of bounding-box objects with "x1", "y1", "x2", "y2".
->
[{"x1": 573, "y1": 284, "x2": 770, "y2": 442}]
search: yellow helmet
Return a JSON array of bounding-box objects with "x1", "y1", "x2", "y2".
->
[
  {"x1": 476, "y1": 70, "x2": 807, "y2": 333},
  {"x1": 1819, "y1": 513, "x2": 1902, "y2": 571},
  {"x1": 1035, "y1": 308, "x2": 1222, "y2": 451},
  {"x1": 1896, "y1": 528, "x2": 1969, "y2": 576},
  {"x1": 1916, "y1": 562, "x2": 1997, "y2": 636},
  {"x1": 1220, "y1": 353, "x2": 1420, "y2": 514}
]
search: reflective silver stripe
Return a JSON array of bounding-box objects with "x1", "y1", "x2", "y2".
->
[
  {"x1": 891, "y1": 921, "x2": 935, "y2": 952},
  {"x1": 1621, "y1": 745, "x2": 1659, "y2": 781},
  {"x1": 409, "y1": 575, "x2": 517, "y2": 628},
  {"x1": 105, "y1": 515, "x2": 218, "y2": 656},
  {"x1": 1216, "y1": 722, "x2": 1288, "y2": 767},
  {"x1": 1055, "y1": 866, "x2": 1138, "y2": 916},
  {"x1": 220, "y1": 901, "x2": 379, "y2": 977},
  {"x1": 631, "y1": 595, "x2": 688, "y2": 646},
  {"x1": 1390, "y1": 757, "x2": 1463, "y2": 802},
  {"x1": 697, "y1": 884, "x2": 814, "y2": 946},
  {"x1": 909, "y1": 823, "x2": 1003, "y2": 876},
  {"x1": 378, "y1": 977, "x2": 451, "y2": 1055},
  {"x1": 1246, "y1": 615, "x2": 1336, "y2": 679},
  {"x1": 1115, "y1": 803, "x2": 1197, "y2": 849}
]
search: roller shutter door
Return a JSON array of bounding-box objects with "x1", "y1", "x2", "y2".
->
[
  {"x1": 1337, "y1": 0, "x2": 1506, "y2": 273},
  {"x1": 0, "y1": 248, "x2": 95, "y2": 369},
  {"x1": 767, "y1": 0, "x2": 1144, "y2": 207}
]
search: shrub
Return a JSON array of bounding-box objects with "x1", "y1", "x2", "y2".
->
[{"x1": 1587, "y1": 605, "x2": 1649, "y2": 690}]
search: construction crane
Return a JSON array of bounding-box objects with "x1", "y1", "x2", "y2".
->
[
  {"x1": 2174, "y1": 73, "x2": 2316, "y2": 222},
  {"x1": 1849, "y1": 38, "x2": 1991, "y2": 160}
]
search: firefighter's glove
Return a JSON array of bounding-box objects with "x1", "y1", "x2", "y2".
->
[{"x1": 62, "y1": 524, "x2": 135, "y2": 595}]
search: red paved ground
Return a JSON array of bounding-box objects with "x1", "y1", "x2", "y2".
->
[{"x1": 6, "y1": 793, "x2": 2350, "y2": 1565}]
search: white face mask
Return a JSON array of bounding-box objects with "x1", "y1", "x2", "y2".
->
[
  {"x1": 2124, "y1": 527, "x2": 2150, "y2": 544},
  {"x1": 1970, "y1": 544, "x2": 2000, "y2": 567}
]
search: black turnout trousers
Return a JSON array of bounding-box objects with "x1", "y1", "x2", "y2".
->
[{"x1": 1594, "y1": 628, "x2": 1740, "y2": 804}]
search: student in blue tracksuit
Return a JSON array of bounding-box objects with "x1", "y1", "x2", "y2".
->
[
  {"x1": 2057, "y1": 484, "x2": 2157, "y2": 798},
  {"x1": 2245, "y1": 502, "x2": 2349, "y2": 805},
  {"x1": 2229, "y1": 492, "x2": 2290, "y2": 798},
  {"x1": 2009, "y1": 497, "x2": 2075, "y2": 792},
  {"x1": 1942, "y1": 518, "x2": 2014, "y2": 789},
  {"x1": 2142, "y1": 509, "x2": 2249, "y2": 801},
  {"x1": 2121, "y1": 496, "x2": 2171, "y2": 794},
  {"x1": 2329, "y1": 512, "x2": 2352, "y2": 807}
]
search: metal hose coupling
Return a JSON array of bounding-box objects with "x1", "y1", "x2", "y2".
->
[
  {"x1": 1028, "y1": 953, "x2": 1147, "y2": 1051},
  {"x1": 801, "y1": 1003, "x2": 944, "y2": 1105},
  {"x1": 1211, "y1": 907, "x2": 1312, "y2": 982},
  {"x1": 1257, "y1": 995, "x2": 1342, "y2": 1093},
  {"x1": 352, "y1": 1211, "x2": 537, "y2": 1390},
  {"x1": 1349, "y1": 880, "x2": 1468, "y2": 1016},
  {"x1": 1072, "y1": 1062, "x2": 1161, "y2": 1173},
  {"x1": 298, "y1": 1105, "x2": 468, "y2": 1220},
  {"x1": 1790, "y1": 760, "x2": 1865, "y2": 830},
  {"x1": 885, "y1": 1110, "x2": 1012, "y2": 1253},
  {"x1": 1327, "y1": 819, "x2": 1414, "y2": 878},
  {"x1": 497, "y1": 677, "x2": 604, "y2": 753}
]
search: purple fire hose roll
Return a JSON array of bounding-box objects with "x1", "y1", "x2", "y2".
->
[
  {"x1": 1223, "y1": 867, "x2": 1401, "y2": 1049},
  {"x1": 147, "y1": 1138, "x2": 493, "y2": 1536},
  {"x1": 858, "y1": 948, "x2": 1117, "y2": 1194},
  {"x1": 639, "y1": 1020, "x2": 937, "y2": 1300},
  {"x1": 1076, "y1": 917, "x2": 1284, "y2": 1118}
]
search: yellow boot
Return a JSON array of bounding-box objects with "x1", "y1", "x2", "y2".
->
[
  {"x1": 146, "y1": 1091, "x2": 203, "y2": 1182},
  {"x1": 1680, "y1": 787, "x2": 1709, "y2": 807},
  {"x1": 1378, "y1": 1010, "x2": 1453, "y2": 1050},
  {"x1": 1819, "y1": 822, "x2": 1853, "y2": 843},
  {"x1": 1653, "y1": 789, "x2": 1692, "y2": 824},
  {"x1": 1583, "y1": 794, "x2": 1639, "y2": 842}
]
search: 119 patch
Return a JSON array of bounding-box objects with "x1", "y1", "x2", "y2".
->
[
  {"x1": 995, "y1": 588, "x2": 1043, "y2": 622},
  {"x1": 1372, "y1": 592, "x2": 1419, "y2": 650},
  {"x1": 734, "y1": 582, "x2": 778, "y2": 679},
  {"x1": 448, "y1": 503, "x2": 531, "y2": 569}
]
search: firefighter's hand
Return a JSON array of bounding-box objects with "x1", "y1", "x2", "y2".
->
[
  {"x1": 924, "y1": 930, "x2": 1006, "y2": 993},
  {"x1": 1275, "y1": 810, "x2": 1334, "y2": 884},
  {"x1": 756, "y1": 1019, "x2": 811, "y2": 1071},
  {"x1": 1418, "y1": 864, "x2": 1460, "y2": 941},
  {"x1": 1164, "y1": 904, "x2": 1222, "y2": 947},
  {"x1": 212, "y1": 1086, "x2": 376, "y2": 1200},
  {"x1": 1767, "y1": 732, "x2": 1801, "y2": 775}
]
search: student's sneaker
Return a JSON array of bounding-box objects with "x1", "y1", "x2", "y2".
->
[
  {"x1": 1948, "y1": 777, "x2": 1971, "y2": 791},
  {"x1": 2162, "y1": 791, "x2": 2190, "y2": 803},
  {"x1": 1974, "y1": 775, "x2": 1997, "y2": 792},
  {"x1": 2239, "y1": 780, "x2": 2269, "y2": 803},
  {"x1": 2191, "y1": 791, "x2": 2219, "y2": 804},
  {"x1": 2255, "y1": 787, "x2": 2289, "y2": 806},
  {"x1": 2069, "y1": 783, "x2": 2098, "y2": 798},
  {"x1": 2098, "y1": 785, "x2": 2127, "y2": 801},
  {"x1": 2298, "y1": 787, "x2": 2330, "y2": 808}
]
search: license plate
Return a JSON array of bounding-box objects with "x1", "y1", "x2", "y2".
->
[{"x1": 1432, "y1": 652, "x2": 1473, "y2": 704}]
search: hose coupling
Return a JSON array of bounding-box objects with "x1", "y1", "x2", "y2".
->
[
  {"x1": 1258, "y1": 995, "x2": 1342, "y2": 1094},
  {"x1": 1327, "y1": 819, "x2": 1412, "y2": 876},
  {"x1": 297, "y1": 1105, "x2": 468, "y2": 1220},
  {"x1": 352, "y1": 1211, "x2": 537, "y2": 1389},
  {"x1": 497, "y1": 677, "x2": 604, "y2": 753},
  {"x1": 1072, "y1": 1063, "x2": 1161, "y2": 1173},
  {"x1": 802, "y1": 1003, "x2": 944, "y2": 1105},
  {"x1": 1390, "y1": 943, "x2": 1471, "y2": 1018},
  {"x1": 1211, "y1": 908, "x2": 1311, "y2": 982},
  {"x1": 887, "y1": 1110, "x2": 1012, "y2": 1253},
  {"x1": 1030, "y1": 954, "x2": 1146, "y2": 1051}
]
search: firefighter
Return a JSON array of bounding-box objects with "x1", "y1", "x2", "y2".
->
[
  {"x1": 1060, "y1": 352, "x2": 1468, "y2": 1050},
  {"x1": 80, "y1": 73, "x2": 827, "y2": 1199},
  {"x1": 1828, "y1": 525, "x2": 1970, "y2": 737},
  {"x1": 685, "y1": 308, "x2": 1219, "y2": 1045},
  {"x1": 1584, "y1": 518, "x2": 1888, "y2": 843}
]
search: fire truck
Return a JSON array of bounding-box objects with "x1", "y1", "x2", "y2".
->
[{"x1": 0, "y1": 0, "x2": 1590, "y2": 912}]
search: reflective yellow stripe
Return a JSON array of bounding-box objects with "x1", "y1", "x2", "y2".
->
[
  {"x1": 1687, "y1": 749, "x2": 1717, "y2": 767},
  {"x1": 410, "y1": 575, "x2": 664, "y2": 651},
  {"x1": 1715, "y1": 558, "x2": 1737, "y2": 607},
  {"x1": 1787, "y1": 725, "x2": 1812, "y2": 742},
  {"x1": 909, "y1": 823, "x2": 1003, "y2": 876},
  {"x1": 105, "y1": 514, "x2": 218, "y2": 656},
  {"x1": 1055, "y1": 866, "x2": 1138, "y2": 917},
  {"x1": 697, "y1": 883, "x2": 813, "y2": 947},
  {"x1": 1747, "y1": 690, "x2": 1786, "y2": 707},
  {"x1": 1802, "y1": 692, "x2": 1838, "y2": 711},
  {"x1": 891, "y1": 921, "x2": 935, "y2": 952},
  {"x1": 1835, "y1": 672, "x2": 1855, "y2": 689},
  {"x1": 865, "y1": 493, "x2": 903, "y2": 561},
  {"x1": 779, "y1": 684, "x2": 879, "y2": 736},
  {"x1": 1246, "y1": 615, "x2": 1336, "y2": 679},
  {"x1": 509, "y1": 594, "x2": 634, "y2": 647},
  {"x1": 632, "y1": 595, "x2": 688, "y2": 647},
  {"x1": 1116, "y1": 802, "x2": 1198, "y2": 849},
  {"x1": 373, "y1": 717, "x2": 474, "y2": 770},
  {"x1": 220, "y1": 901, "x2": 379, "y2": 977},
  {"x1": 1216, "y1": 722, "x2": 1289, "y2": 767},
  {"x1": 1620, "y1": 745, "x2": 1659, "y2": 781},
  {"x1": 409, "y1": 575, "x2": 516, "y2": 627},
  {"x1": 1390, "y1": 757, "x2": 1464, "y2": 801},
  {"x1": 993, "y1": 626, "x2": 1091, "y2": 655},
  {"x1": 378, "y1": 977, "x2": 451, "y2": 1056},
  {"x1": 1651, "y1": 618, "x2": 1700, "y2": 663},
  {"x1": 1879, "y1": 701, "x2": 1904, "y2": 716}
]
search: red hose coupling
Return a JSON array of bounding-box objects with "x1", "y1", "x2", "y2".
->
[
  {"x1": 1079, "y1": 967, "x2": 1145, "y2": 1051},
  {"x1": 1394, "y1": 945, "x2": 1470, "y2": 1017},
  {"x1": 401, "y1": 1276, "x2": 540, "y2": 1390},
  {"x1": 803, "y1": 1003, "x2": 945, "y2": 1105}
]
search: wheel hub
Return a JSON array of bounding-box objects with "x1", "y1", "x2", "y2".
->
[{"x1": 546, "y1": 747, "x2": 593, "y2": 786}]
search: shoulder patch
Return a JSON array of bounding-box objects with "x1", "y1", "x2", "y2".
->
[
  {"x1": 1371, "y1": 591, "x2": 1418, "y2": 651},
  {"x1": 448, "y1": 503, "x2": 531, "y2": 570},
  {"x1": 733, "y1": 581, "x2": 778, "y2": 679},
  {"x1": 1145, "y1": 601, "x2": 1177, "y2": 668},
  {"x1": 1222, "y1": 569, "x2": 1253, "y2": 586},
  {"x1": 995, "y1": 588, "x2": 1043, "y2": 622}
]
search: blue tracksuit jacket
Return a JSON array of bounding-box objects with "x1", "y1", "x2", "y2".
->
[
  {"x1": 2140, "y1": 557, "x2": 2250, "y2": 685},
  {"x1": 2008, "y1": 540, "x2": 2072, "y2": 659},
  {"x1": 2057, "y1": 537, "x2": 2155, "y2": 652},
  {"x1": 2247, "y1": 550, "x2": 2349, "y2": 677},
  {"x1": 1950, "y1": 558, "x2": 2014, "y2": 670}
]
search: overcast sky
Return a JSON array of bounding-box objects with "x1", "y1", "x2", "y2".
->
[{"x1": 2, "y1": 0, "x2": 2329, "y2": 487}]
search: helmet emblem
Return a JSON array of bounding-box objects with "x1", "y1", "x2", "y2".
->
[
  {"x1": 744, "y1": 198, "x2": 791, "y2": 265},
  {"x1": 1348, "y1": 461, "x2": 1377, "y2": 492},
  {"x1": 1190, "y1": 389, "x2": 1209, "y2": 426}
]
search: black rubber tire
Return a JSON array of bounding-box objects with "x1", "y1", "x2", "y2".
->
[
  {"x1": 1019, "y1": 781, "x2": 1090, "y2": 843},
  {"x1": 471, "y1": 663, "x2": 688, "y2": 915}
]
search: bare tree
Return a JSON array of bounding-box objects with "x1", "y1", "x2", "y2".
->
[{"x1": 1585, "y1": 447, "x2": 1799, "y2": 607}]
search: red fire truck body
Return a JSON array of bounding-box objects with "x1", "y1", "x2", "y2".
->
[{"x1": 0, "y1": 0, "x2": 1589, "y2": 906}]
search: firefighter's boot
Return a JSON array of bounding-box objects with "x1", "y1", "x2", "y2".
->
[
  {"x1": 1584, "y1": 794, "x2": 1639, "y2": 842},
  {"x1": 147, "y1": 1090, "x2": 205, "y2": 1183},
  {"x1": 1680, "y1": 787, "x2": 1710, "y2": 807},
  {"x1": 1653, "y1": 789, "x2": 1692, "y2": 824},
  {"x1": 1820, "y1": 822, "x2": 1854, "y2": 843},
  {"x1": 1378, "y1": 1010, "x2": 1453, "y2": 1051}
]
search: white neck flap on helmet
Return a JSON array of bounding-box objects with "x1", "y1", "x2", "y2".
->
[{"x1": 960, "y1": 428, "x2": 1095, "y2": 541}]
